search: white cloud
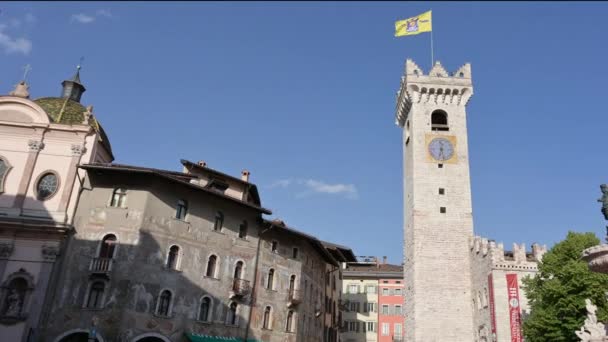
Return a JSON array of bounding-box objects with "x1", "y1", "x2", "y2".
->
[
  {"x1": 71, "y1": 13, "x2": 95, "y2": 24},
  {"x1": 301, "y1": 179, "x2": 358, "y2": 199},
  {"x1": 71, "y1": 10, "x2": 114, "y2": 24},
  {"x1": 269, "y1": 179, "x2": 292, "y2": 188},
  {"x1": 96, "y1": 9, "x2": 113, "y2": 18},
  {"x1": 270, "y1": 177, "x2": 358, "y2": 200},
  {"x1": 0, "y1": 26, "x2": 32, "y2": 55}
]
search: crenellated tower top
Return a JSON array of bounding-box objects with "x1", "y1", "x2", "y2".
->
[
  {"x1": 469, "y1": 235, "x2": 547, "y2": 271},
  {"x1": 395, "y1": 59, "x2": 474, "y2": 126}
]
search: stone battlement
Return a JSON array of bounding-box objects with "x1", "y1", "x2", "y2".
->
[
  {"x1": 469, "y1": 235, "x2": 547, "y2": 271},
  {"x1": 395, "y1": 59, "x2": 474, "y2": 126}
]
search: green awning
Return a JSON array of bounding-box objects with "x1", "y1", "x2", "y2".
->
[{"x1": 186, "y1": 333, "x2": 263, "y2": 342}]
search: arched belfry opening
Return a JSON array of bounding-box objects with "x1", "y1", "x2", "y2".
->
[{"x1": 431, "y1": 110, "x2": 449, "y2": 131}]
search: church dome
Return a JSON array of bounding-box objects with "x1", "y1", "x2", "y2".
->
[
  {"x1": 33, "y1": 97, "x2": 113, "y2": 156},
  {"x1": 34, "y1": 97, "x2": 87, "y2": 124}
]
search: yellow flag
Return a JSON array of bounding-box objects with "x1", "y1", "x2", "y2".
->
[{"x1": 395, "y1": 10, "x2": 432, "y2": 37}]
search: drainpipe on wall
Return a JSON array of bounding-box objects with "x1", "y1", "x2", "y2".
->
[{"x1": 244, "y1": 219, "x2": 271, "y2": 342}]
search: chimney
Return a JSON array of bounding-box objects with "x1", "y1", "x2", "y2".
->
[
  {"x1": 241, "y1": 170, "x2": 250, "y2": 182},
  {"x1": 383, "y1": 256, "x2": 387, "y2": 264},
  {"x1": 197, "y1": 160, "x2": 207, "y2": 167}
]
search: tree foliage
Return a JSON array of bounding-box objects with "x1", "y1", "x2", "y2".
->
[{"x1": 522, "y1": 231, "x2": 608, "y2": 342}]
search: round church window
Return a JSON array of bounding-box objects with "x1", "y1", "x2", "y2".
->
[{"x1": 36, "y1": 172, "x2": 59, "y2": 200}]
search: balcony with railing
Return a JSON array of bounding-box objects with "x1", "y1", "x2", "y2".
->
[
  {"x1": 231, "y1": 278, "x2": 251, "y2": 298},
  {"x1": 287, "y1": 289, "x2": 302, "y2": 307},
  {"x1": 393, "y1": 336, "x2": 404, "y2": 342},
  {"x1": 89, "y1": 257, "x2": 114, "y2": 273}
]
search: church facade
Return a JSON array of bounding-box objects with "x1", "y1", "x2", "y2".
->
[{"x1": 0, "y1": 69, "x2": 113, "y2": 342}]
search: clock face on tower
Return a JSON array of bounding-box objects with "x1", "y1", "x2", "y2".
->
[{"x1": 428, "y1": 137, "x2": 455, "y2": 161}]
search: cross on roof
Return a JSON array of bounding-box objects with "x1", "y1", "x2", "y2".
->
[{"x1": 22, "y1": 64, "x2": 32, "y2": 81}]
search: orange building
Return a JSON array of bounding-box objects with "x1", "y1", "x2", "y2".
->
[
  {"x1": 341, "y1": 258, "x2": 404, "y2": 342},
  {"x1": 378, "y1": 276, "x2": 405, "y2": 342}
]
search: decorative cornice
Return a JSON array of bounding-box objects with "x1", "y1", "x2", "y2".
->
[
  {"x1": 41, "y1": 245, "x2": 59, "y2": 261},
  {"x1": 27, "y1": 139, "x2": 44, "y2": 152}
]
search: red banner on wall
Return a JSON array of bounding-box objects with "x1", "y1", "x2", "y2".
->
[
  {"x1": 506, "y1": 274, "x2": 523, "y2": 342},
  {"x1": 488, "y1": 273, "x2": 497, "y2": 341}
]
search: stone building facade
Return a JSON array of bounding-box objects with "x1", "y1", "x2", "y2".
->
[
  {"x1": 0, "y1": 69, "x2": 113, "y2": 342},
  {"x1": 395, "y1": 58, "x2": 476, "y2": 342},
  {"x1": 394, "y1": 59, "x2": 547, "y2": 342},
  {"x1": 340, "y1": 260, "x2": 404, "y2": 342},
  {"x1": 469, "y1": 236, "x2": 546, "y2": 342},
  {"x1": 35, "y1": 159, "x2": 354, "y2": 342},
  {"x1": 248, "y1": 220, "x2": 353, "y2": 342}
]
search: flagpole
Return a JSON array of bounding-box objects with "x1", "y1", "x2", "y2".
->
[
  {"x1": 430, "y1": 28, "x2": 434, "y2": 66},
  {"x1": 430, "y1": 9, "x2": 434, "y2": 66}
]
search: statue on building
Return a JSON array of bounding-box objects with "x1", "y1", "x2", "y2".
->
[
  {"x1": 575, "y1": 299, "x2": 608, "y2": 342},
  {"x1": 3, "y1": 289, "x2": 23, "y2": 317},
  {"x1": 599, "y1": 184, "x2": 608, "y2": 221}
]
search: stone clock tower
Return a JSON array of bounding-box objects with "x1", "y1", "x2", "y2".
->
[{"x1": 395, "y1": 59, "x2": 475, "y2": 341}]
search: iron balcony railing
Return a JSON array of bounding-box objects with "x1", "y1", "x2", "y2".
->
[
  {"x1": 232, "y1": 278, "x2": 251, "y2": 297},
  {"x1": 89, "y1": 257, "x2": 113, "y2": 273},
  {"x1": 287, "y1": 289, "x2": 302, "y2": 306}
]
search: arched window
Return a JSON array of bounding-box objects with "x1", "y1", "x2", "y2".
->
[
  {"x1": 199, "y1": 297, "x2": 212, "y2": 322},
  {"x1": 431, "y1": 110, "x2": 449, "y2": 131},
  {"x1": 166, "y1": 245, "x2": 180, "y2": 269},
  {"x1": 266, "y1": 269, "x2": 275, "y2": 290},
  {"x1": 110, "y1": 188, "x2": 127, "y2": 208},
  {"x1": 85, "y1": 281, "x2": 105, "y2": 309},
  {"x1": 234, "y1": 261, "x2": 243, "y2": 279},
  {"x1": 289, "y1": 275, "x2": 296, "y2": 293},
  {"x1": 99, "y1": 234, "x2": 117, "y2": 258},
  {"x1": 262, "y1": 306, "x2": 272, "y2": 329},
  {"x1": 206, "y1": 255, "x2": 217, "y2": 278},
  {"x1": 157, "y1": 290, "x2": 172, "y2": 316},
  {"x1": 238, "y1": 221, "x2": 247, "y2": 239},
  {"x1": 1, "y1": 277, "x2": 28, "y2": 316},
  {"x1": 286, "y1": 310, "x2": 295, "y2": 332},
  {"x1": 226, "y1": 302, "x2": 238, "y2": 325},
  {"x1": 0, "y1": 157, "x2": 11, "y2": 193},
  {"x1": 213, "y1": 212, "x2": 224, "y2": 231},
  {"x1": 35, "y1": 172, "x2": 59, "y2": 200},
  {"x1": 175, "y1": 199, "x2": 188, "y2": 220}
]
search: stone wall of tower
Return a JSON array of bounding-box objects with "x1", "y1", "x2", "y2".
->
[
  {"x1": 469, "y1": 236, "x2": 547, "y2": 342},
  {"x1": 397, "y1": 59, "x2": 475, "y2": 342}
]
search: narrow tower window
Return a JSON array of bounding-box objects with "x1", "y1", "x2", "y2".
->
[
  {"x1": 439, "y1": 188, "x2": 445, "y2": 195},
  {"x1": 440, "y1": 207, "x2": 447, "y2": 214}
]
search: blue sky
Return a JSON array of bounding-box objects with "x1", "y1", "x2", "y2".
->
[{"x1": 2, "y1": 2, "x2": 607, "y2": 264}]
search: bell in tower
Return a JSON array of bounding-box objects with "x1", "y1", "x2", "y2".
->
[{"x1": 61, "y1": 65, "x2": 86, "y2": 103}]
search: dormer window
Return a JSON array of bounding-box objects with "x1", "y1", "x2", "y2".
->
[
  {"x1": 208, "y1": 179, "x2": 229, "y2": 194},
  {"x1": 431, "y1": 110, "x2": 449, "y2": 131}
]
